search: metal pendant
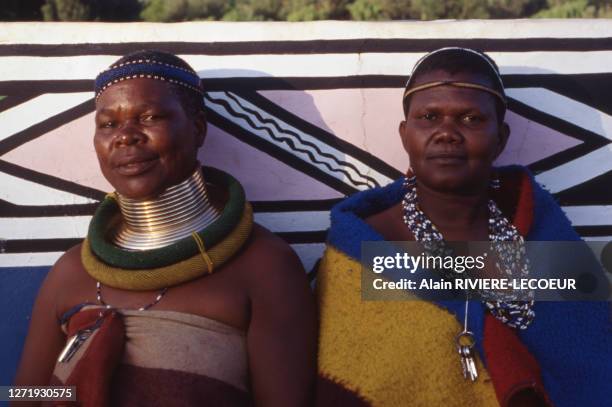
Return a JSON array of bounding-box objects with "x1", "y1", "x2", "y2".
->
[
  {"x1": 455, "y1": 331, "x2": 478, "y2": 381},
  {"x1": 57, "y1": 329, "x2": 94, "y2": 363},
  {"x1": 57, "y1": 313, "x2": 106, "y2": 363}
]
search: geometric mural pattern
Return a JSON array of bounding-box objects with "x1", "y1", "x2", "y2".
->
[{"x1": 1, "y1": 24, "x2": 612, "y2": 275}]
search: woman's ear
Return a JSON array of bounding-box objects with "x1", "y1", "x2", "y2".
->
[
  {"x1": 399, "y1": 120, "x2": 410, "y2": 154},
  {"x1": 495, "y1": 122, "x2": 510, "y2": 159}
]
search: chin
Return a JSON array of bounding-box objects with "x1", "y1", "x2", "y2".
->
[
  {"x1": 112, "y1": 182, "x2": 166, "y2": 200},
  {"x1": 106, "y1": 169, "x2": 171, "y2": 200},
  {"x1": 425, "y1": 175, "x2": 477, "y2": 194}
]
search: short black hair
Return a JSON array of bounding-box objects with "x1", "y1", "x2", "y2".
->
[
  {"x1": 402, "y1": 48, "x2": 506, "y2": 123},
  {"x1": 110, "y1": 50, "x2": 206, "y2": 118}
]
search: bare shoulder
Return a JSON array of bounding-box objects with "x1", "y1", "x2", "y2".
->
[
  {"x1": 48, "y1": 244, "x2": 90, "y2": 285},
  {"x1": 52, "y1": 244, "x2": 82, "y2": 273},
  {"x1": 44, "y1": 243, "x2": 94, "y2": 318},
  {"x1": 364, "y1": 202, "x2": 414, "y2": 241},
  {"x1": 246, "y1": 224, "x2": 303, "y2": 268},
  {"x1": 238, "y1": 223, "x2": 308, "y2": 295},
  {"x1": 365, "y1": 205, "x2": 391, "y2": 228},
  {"x1": 365, "y1": 202, "x2": 401, "y2": 235},
  {"x1": 244, "y1": 224, "x2": 305, "y2": 271}
]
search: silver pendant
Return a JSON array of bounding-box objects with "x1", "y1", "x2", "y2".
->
[
  {"x1": 57, "y1": 329, "x2": 94, "y2": 363},
  {"x1": 455, "y1": 331, "x2": 478, "y2": 381},
  {"x1": 57, "y1": 313, "x2": 105, "y2": 363}
]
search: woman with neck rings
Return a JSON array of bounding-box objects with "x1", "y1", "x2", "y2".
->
[
  {"x1": 14, "y1": 50, "x2": 317, "y2": 406},
  {"x1": 316, "y1": 48, "x2": 611, "y2": 407}
]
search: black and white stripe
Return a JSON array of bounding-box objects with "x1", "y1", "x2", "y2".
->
[{"x1": 1, "y1": 24, "x2": 611, "y2": 269}]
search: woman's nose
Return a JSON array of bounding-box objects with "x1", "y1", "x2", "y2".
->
[
  {"x1": 432, "y1": 118, "x2": 462, "y2": 144},
  {"x1": 114, "y1": 121, "x2": 144, "y2": 146}
]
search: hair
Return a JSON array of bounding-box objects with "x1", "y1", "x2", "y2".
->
[
  {"x1": 105, "y1": 50, "x2": 206, "y2": 118},
  {"x1": 402, "y1": 48, "x2": 506, "y2": 123}
]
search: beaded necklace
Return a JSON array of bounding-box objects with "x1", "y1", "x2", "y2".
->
[
  {"x1": 96, "y1": 281, "x2": 168, "y2": 311},
  {"x1": 401, "y1": 176, "x2": 535, "y2": 381}
]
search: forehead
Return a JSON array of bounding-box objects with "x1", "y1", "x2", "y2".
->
[
  {"x1": 96, "y1": 78, "x2": 178, "y2": 110},
  {"x1": 407, "y1": 70, "x2": 498, "y2": 111}
]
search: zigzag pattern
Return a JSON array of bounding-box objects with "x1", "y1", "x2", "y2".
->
[
  {"x1": 206, "y1": 91, "x2": 382, "y2": 190},
  {"x1": 1, "y1": 33, "x2": 611, "y2": 271}
]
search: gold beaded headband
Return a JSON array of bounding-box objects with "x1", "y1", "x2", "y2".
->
[
  {"x1": 402, "y1": 80, "x2": 506, "y2": 104},
  {"x1": 403, "y1": 47, "x2": 507, "y2": 106}
]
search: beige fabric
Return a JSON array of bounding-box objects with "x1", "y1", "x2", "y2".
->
[
  {"x1": 52, "y1": 306, "x2": 249, "y2": 392},
  {"x1": 120, "y1": 309, "x2": 249, "y2": 392}
]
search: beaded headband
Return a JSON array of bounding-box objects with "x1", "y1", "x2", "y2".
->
[
  {"x1": 403, "y1": 47, "x2": 506, "y2": 105},
  {"x1": 94, "y1": 59, "x2": 204, "y2": 100},
  {"x1": 403, "y1": 81, "x2": 506, "y2": 104}
]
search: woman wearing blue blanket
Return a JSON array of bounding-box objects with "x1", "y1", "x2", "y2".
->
[{"x1": 316, "y1": 47, "x2": 611, "y2": 407}]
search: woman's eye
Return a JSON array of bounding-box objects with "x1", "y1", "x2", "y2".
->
[
  {"x1": 463, "y1": 115, "x2": 482, "y2": 124},
  {"x1": 420, "y1": 113, "x2": 437, "y2": 121},
  {"x1": 141, "y1": 113, "x2": 163, "y2": 122},
  {"x1": 99, "y1": 120, "x2": 115, "y2": 129}
]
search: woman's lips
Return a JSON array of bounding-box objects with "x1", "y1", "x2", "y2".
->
[
  {"x1": 427, "y1": 154, "x2": 467, "y2": 164},
  {"x1": 114, "y1": 157, "x2": 159, "y2": 176}
]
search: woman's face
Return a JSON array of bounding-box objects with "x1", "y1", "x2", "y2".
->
[
  {"x1": 400, "y1": 69, "x2": 509, "y2": 195},
  {"x1": 94, "y1": 78, "x2": 205, "y2": 200}
]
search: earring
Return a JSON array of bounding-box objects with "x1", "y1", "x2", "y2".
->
[
  {"x1": 404, "y1": 166, "x2": 416, "y2": 188},
  {"x1": 490, "y1": 172, "x2": 501, "y2": 190}
]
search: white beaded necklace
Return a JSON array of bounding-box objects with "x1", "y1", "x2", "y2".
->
[{"x1": 401, "y1": 175, "x2": 535, "y2": 381}]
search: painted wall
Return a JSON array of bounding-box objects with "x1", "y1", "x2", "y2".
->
[{"x1": 1, "y1": 20, "x2": 611, "y2": 386}]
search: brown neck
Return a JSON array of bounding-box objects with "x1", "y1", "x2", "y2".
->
[{"x1": 415, "y1": 181, "x2": 489, "y2": 240}]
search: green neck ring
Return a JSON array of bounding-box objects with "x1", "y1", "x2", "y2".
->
[{"x1": 88, "y1": 166, "x2": 245, "y2": 270}]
